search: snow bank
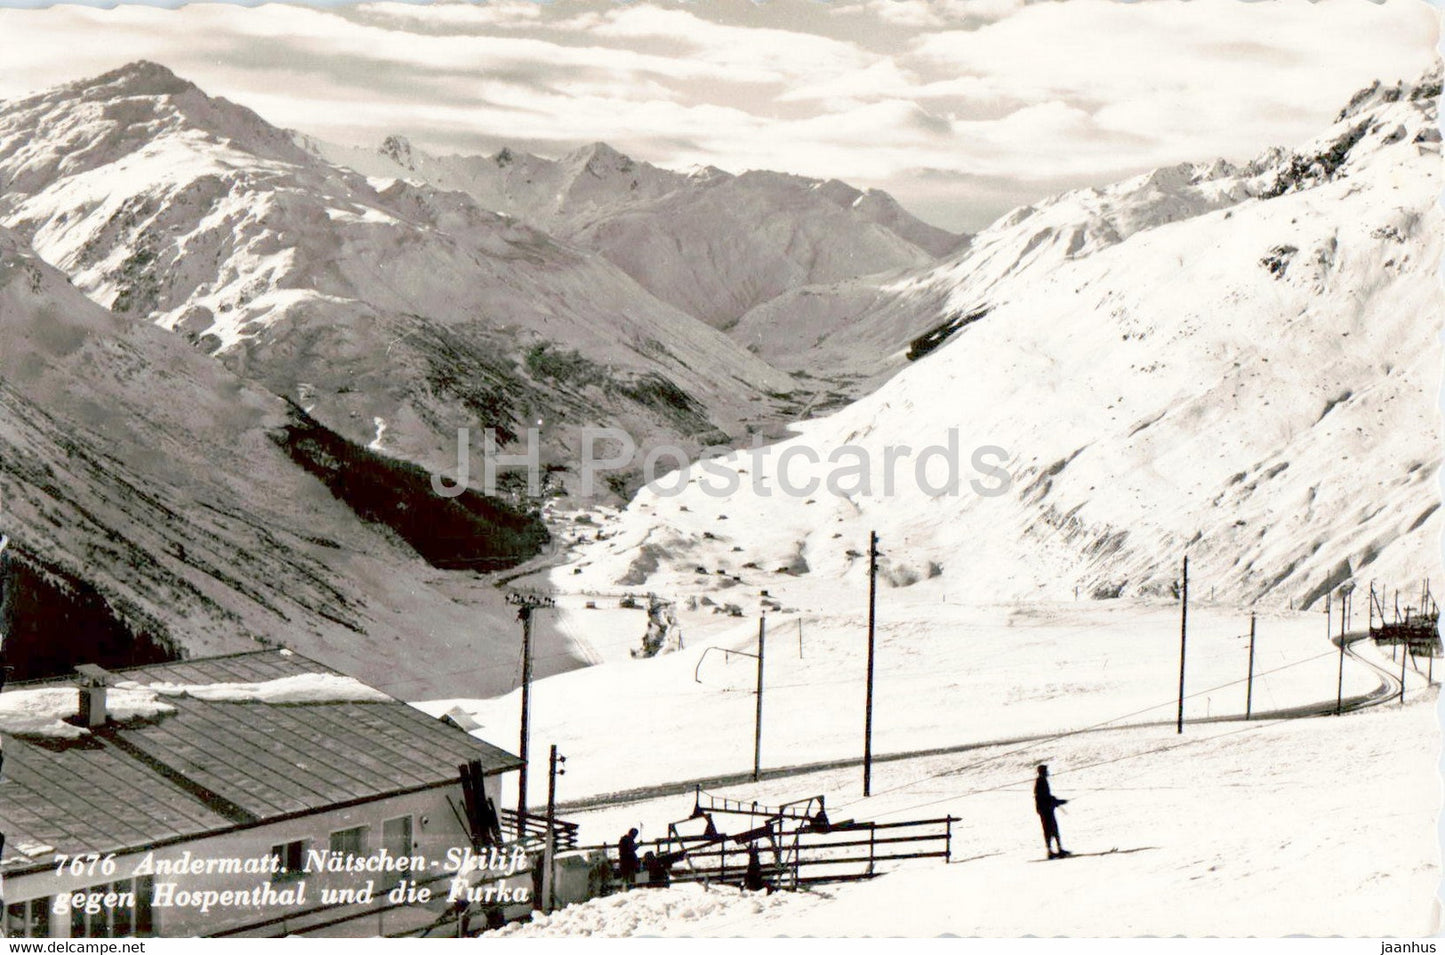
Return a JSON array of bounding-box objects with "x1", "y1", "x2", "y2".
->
[{"x1": 496, "y1": 882, "x2": 806, "y2": 937}]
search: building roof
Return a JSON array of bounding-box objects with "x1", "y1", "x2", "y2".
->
[{"x1": 0, "y1": 649, "x2": 522, "y2": 874}]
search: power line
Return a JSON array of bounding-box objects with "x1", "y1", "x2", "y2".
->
[
  {"x1": 835, "y1": 647, "x2": 1337, "y2": 811},
  {"x1": 373, "y1": 630, "x2": 665, "y2": 692},
  {"x1": 868, "y1": 715, "x2": 1292, "y2": 821},
  {"x1": 865, "y1": 681, "x2": 1437, "y2": 823}
]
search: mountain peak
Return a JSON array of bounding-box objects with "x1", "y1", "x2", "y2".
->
[
  {"x1": 82, "y1": 60, "x2": 195, "y2": 99},
  {"x1": 380, "y1": 134, "x2": 415, "y2": 168},
  {"x1": 0, "y1": 61, "x2": 317, "y2": 212},
  {"x1": 579, "y1": 141, "x2": 625, "y2": 160},
  {"x1": 563, "y1": 141, "x2": 636, "y2": 175},
  {"x1": 1335, "y1": 67, "x2": 1441, "y2": 123}
]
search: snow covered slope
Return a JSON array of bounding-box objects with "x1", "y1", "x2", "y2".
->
[
  {"x1": 733, "y1": 78, "x2": 1442, "y2": 382},
  {"x1": 506, "y1": 697, "x2": 1438, "y2": 936},
  {"x1": 430, "y1": 585, "x2": 1437, "y2": 935},
  {"x1": 729, "y1": 155, "x2": 1255, "y2": 378},
  {"x1": 0, "y1": 224, "x2": 562, "y2": 695},
  {"x1": 561, "y1": 70, "x2": 1445, "y2": 610},
  {"x1": 0, "y1": 63, "x2": 798, "y2": 492},
  {"x1": 307, "y1": 135, "x2": 962, "y2": 329}
]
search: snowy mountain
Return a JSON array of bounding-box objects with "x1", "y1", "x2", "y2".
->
[
  {"x1": 730, "y1": 157, "x2": 1256, "y2": 378},
  {"x1": 559, "y1": 70, "x2": 1444, "y2": 610},
  {"x1": 0, "y1": 223, "x2": 554, "y2": 694},
  {"x1": 0, "y1": 62, "x2": 799, "y2": 495},
  {"x1": 306, "y1": 134, "x2": 963, "y2": 329},
  {"x1": 731, "y1": 80, "x2": 1444, "y2": 384}
]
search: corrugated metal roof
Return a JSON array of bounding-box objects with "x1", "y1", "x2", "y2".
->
[{"x1": 0, "y1": 650, "x2": 521, "y2": 872}]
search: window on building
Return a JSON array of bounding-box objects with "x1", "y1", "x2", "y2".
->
[
  {"x1": 134, "y1": 875, "x2": 154, "y2": 937},
  {"x1": 57, "y1": 879, "x2": 150, "y2": 939},
  {"x1": 5, "y1": 898, "x2": 50, "y2": 938},
  {"x1": 381, "y1": 815, "x2": 413, "y2": 887},
  {"x1": 270, "y1": 839, "x2": 306, "y2": 880},
  {"x1": 383, "y1": 815, "x2": 412, "y2": 857},
  {"x1": 330, "y1": 825, "x2": 368, "y2": 858},
  {"x1": 111, "y1": 882, "x2": 132, "y2": 938},
  {"x1": 87, "y1": 897, "x2": 108, "y2": 939}
]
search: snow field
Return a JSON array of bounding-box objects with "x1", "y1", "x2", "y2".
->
[
  {"x1": 538, "y1": 693, "x2": 1439, "y2": 936},
  {"x1": 421, "y1": 589, "x2": 1395, "y2": 811}
]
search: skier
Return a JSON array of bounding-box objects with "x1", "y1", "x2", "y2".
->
[
  {"x1": 1034, "y1": 764, "x2": 1070, "y2": 858},
  {"x1": 617, "y1": 828, "x2": 640, "y2": 888}
]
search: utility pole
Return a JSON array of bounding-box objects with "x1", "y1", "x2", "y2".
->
[
  {"x1": 0, "y1": 532, "x2": 9, "y2": 781},
  {"x1": 1336, "y1": 588, "x2": 1347, "y2": 716},
  {"x1": 864, "y1": 531, "x2": 880, "y2": 795},
  {"x1": 1177, "y1": 555, "x2": 1188, "y2": 735},
  {"x1": 508, "y1": 592, "x2": 554, "y2": 827},
  {"x1": 1400, "y1": 619, "x2": 1409, "y2": 705},
  {"x1": 1245, "y1": 613, "x2": 1257, "y2": 720},
  {"x1": 695, "y1": 631, "x2": 765, "y2": 780},
  {"x1": 0, "y1": 534, "x2": 9, "y2": 695},
  {"x1": 545, "y1": 744, "x2": 565, "y2": 912},
  {"x1": 753, "y1": 615, "x2": 766, "y2": 782}
]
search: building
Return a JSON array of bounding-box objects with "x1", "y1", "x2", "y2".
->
[{"x1": 0, "y1": 649, "x2": 527, "y2": 938}]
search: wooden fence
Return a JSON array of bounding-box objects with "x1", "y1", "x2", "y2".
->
[{"x1": 577, "y1": 814, "x2": 954, "y2": 891}]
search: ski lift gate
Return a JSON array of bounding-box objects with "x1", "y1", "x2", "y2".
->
[{"x1": 584, "y1": 787, "x2": 955, "y2": 889}]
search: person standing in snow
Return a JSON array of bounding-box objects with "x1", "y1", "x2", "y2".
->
[
  {"x1": 1034, "y1": 764, "x2": 1070, "y2": 858},
  {"x1": 617, "y1": 828, "x2": 640, "y2": 888}
]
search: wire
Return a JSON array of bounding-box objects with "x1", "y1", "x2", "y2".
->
[
  {"x1": 867, "y1": 715, "x2": 1292, "y2": 821},
  {"x1": 865, "y1": 681, "x2": 1438, "y2": 822},
  {"x1": 834, "y1": 648, "x2": 1337, "y2": 810},
  {"x1": 372, "y1": 629, "x2": 673, "y2": 693}
]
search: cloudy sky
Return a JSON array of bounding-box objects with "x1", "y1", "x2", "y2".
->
[{"x1": 0, "y1": 0, "x2": 1438, "y2": 231}]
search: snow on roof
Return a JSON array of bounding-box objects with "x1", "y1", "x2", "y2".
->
[
  {"x1": 119, "y1": 672, "x2": 393, "y2": 705},
  {"x1": 0, "y1": 649, "x2": 523, "y2": 869},
  {"x1": 0, "y1": 673, "x2": 390, "y2": 740},
  {"x1": 0, "y1": 686, "x2": 175, "y2": 739}
]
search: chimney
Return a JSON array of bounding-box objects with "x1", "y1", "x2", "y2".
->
[{"x1": 75, "y1": 664, "x2": 113, "y2": 728}]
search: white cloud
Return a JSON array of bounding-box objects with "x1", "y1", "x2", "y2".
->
[
  {"x1": 777, "y1": 58, "x2": 919, "y2": 106},
  {"x1": 907, "y1": 0, "x2": 1440, "y2": 164},
  {"x1": 577, "y1": 5, "x2": 881, "y2": 79},
  {"x1": 832, "y1": 0, "x2": 1028, "y2": 29},
  {"x1": 356, "y1": 0, "x2": 548, "y2": 29}
]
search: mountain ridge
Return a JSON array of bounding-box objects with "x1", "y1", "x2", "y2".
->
[
  {"x1": 303, "y1": 130, "x2": 965, "y2": 329},
  {"x1": 0, "y1": 221, "x2": 552, "y2": 692},
  {"x1": 556, "y1": 68, "x2": 1444, "y2": 611},
  {"x1": 0, "y1": 60, "x2": 802, "y2": 499}
]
